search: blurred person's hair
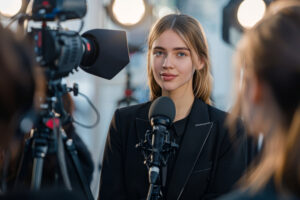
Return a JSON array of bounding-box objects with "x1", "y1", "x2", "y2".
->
[
  {"x1": 147, "y1": 14, "x2": 213, "y2": 104},
  {"x1": 0, "y1": 24, "x2": 44, "y2": 148},
  {"x1": 228, "y1": 0, "x2": 300, "y2": 196}
]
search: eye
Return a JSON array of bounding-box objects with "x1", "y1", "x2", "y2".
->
[
  {"x1": 153, "y1": 51, "x2": 163, "y2": 57},
  {"x1": 177, "y1": 52, "x2": 186, "y2": 57}
]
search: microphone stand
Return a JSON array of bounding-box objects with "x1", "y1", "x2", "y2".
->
[{"x1": 136, "y1": 118, "x2": 178, "y2": 200}]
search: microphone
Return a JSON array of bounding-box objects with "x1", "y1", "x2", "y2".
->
[
  {"x1": 80, "y1": 29, "x2": 130, "y2": 80},
  {"x1": 148, "y1": 96, "x2": 175, "y2": 185}
]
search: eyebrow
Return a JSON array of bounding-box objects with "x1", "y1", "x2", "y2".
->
[{"x1": 153, "y1": 46, "x2": 190, "y2": 51}]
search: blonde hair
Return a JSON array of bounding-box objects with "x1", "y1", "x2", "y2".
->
[
  {"x1": 229, "y1": 0, "x2": 300, "y2": 196},
  {"x1": 147, "y1": 14, "x2": 212, "y2": 104}
]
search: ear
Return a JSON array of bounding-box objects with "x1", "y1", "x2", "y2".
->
[{"x1": 194, "y1": 57, "x2": 205, "y2": 70}]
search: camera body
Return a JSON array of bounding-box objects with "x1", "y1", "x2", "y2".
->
[
  {"x1": 28, "y1": 0, "x2": 129, "y2": 80},
  {"x1": 31, "y1": 28, "x2": 84, "y2": 79}
]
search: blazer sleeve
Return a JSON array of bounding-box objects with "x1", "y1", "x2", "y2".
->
[
  {"x1": 202, "y1": 120, "x2": 249, "y2": 199},
  {"x1": 98, "y1": 109, "x2": 127, "y2": 200}
]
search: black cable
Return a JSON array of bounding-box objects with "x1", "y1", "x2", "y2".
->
[
  {"x1": 72, "y1": 91, "x2": 100, "y2": 129},
  {"x1": 77, "y1": 18, "x2": 84, "y2": 33}
]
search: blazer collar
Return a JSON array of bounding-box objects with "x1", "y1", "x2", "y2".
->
[{"x1": 135, "y1": 99, "x2": 214, "y2": 200}]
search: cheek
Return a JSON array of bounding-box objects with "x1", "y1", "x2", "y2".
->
[
  {"x1": 151, "y1": 58, "x2": 162, "y2": 76},
  {"x1": 178, "y1": 62, "x2": 195, "y2": 78}
]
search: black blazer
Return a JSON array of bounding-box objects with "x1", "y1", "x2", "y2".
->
[{"x1": 99, "y1": 99, "x2": 250, "y2": 200}]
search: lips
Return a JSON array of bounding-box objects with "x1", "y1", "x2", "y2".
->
[{"x1": 160, "y1": 72, "x2": 177, "y2": 81}]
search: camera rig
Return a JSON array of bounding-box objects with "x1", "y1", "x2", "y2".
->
[{"x1": 10, "y1": 0, "x2": 130, "y2": 199}]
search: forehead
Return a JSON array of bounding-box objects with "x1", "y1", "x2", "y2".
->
[{"x1": 152, "y1": 29, "x2": 188, "y2": 49}]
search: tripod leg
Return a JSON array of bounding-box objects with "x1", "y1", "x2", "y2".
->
[
  {"x1": 64, "y1": 136, "x2": 94, "y2": 200},
  {"x1": 31, "y1": 157, "x2": 44, "y2": 190},
  {"x1": 30, "y1": 138, "x2": 48, "y2": 190},
  {"x1": 56, "y1": 128, "x2": 72, "y2": 190}
]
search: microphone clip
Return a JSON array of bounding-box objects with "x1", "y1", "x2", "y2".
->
[
  {"x1": 136, "y1": 129, "x2": 178, "y2": 168},
  {"x1": 136, "y1": 128, "x2": 179, "y2": 200}
]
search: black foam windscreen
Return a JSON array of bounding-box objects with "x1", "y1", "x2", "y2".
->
[
  {"x1": 80, "y1": 29, "x2": 130, "y2": 80},
  {"x1": 148, "y1": 96, "x2": 176, "y2": 123}
]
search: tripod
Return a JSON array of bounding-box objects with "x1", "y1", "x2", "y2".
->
[
  {"x1": 14, "y1": 79, "x2": 94, "y2": 200},
  {"x1": 136, "y1": 128, "x2": 178, "y2": 200}
]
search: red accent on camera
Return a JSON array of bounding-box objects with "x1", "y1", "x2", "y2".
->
[{"x1": 45, "y1": 118, "x2": 60, "y2": 129}]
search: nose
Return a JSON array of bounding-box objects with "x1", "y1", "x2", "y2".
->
[{"x1": 162, "y1": 55, "x2": 173, "y2": 69}]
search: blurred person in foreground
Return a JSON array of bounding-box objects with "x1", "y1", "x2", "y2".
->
[
  {"x1": 0, "y1": 23, "x2": 44, "y2": 174},
  {"x1": 219, "y1": 1, "x2": 300, "y2": 199},
  {"x1": 0, "y1": 24, "x2": 86, "y2": 199}
]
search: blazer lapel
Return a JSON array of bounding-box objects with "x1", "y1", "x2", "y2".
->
[
  {"x1": 166, "y1": 99, "x2": 214, "y2": 200},
  {"x1": 135, "y1": 102, "x2": 152, "y2": 143}
]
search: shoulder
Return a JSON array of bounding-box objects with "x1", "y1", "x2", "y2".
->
[
  {"x1": 196, "y1": 100, "x2": 245, "y2": 140},
  {"x1": 206, "y1": 104, "x2": 228, "y2": 123},
  {"x1": 206, "y1": 102, "x2": 244, "y2": 133},
  {"x1": 117, "y1": 101, "x2": 150, "y2": 113},
  {"x1": 191, "y1": 99, "x2": 228, "y2": 127},
  {"x1": 114, "y1": 101, "x2": 151, "y2": 120}
]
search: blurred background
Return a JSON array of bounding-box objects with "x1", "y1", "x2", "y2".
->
[{"x1": 0, "y1": 0, "x2": 271, "y2": 197}]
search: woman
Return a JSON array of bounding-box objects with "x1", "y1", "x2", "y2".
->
[
  {"x1": 99, "y1": 14, "x2": 250, "y2": 200},
  {"x1": 220, "y1": 1, "x2": 300, "y2": 199}
]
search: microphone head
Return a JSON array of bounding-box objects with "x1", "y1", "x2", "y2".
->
[{"x1": 148, "y1": 96, "x2": 176, "y2": 123}]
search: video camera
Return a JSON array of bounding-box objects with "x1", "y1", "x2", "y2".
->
[{"x1": 28, "y1": 0, "x2": 130, "y2": 79}]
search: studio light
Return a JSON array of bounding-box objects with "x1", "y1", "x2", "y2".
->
[
  {"x1": 222, "y1": 0, "x2": 272, "y2": 45},
  {"x1": 0, "y1": 0, "x2": 23, "y2": 18},
  {"x1": 106, "y1": 0, "x2": 152, "y2": 29},
  {"x1": 237, "y1": 0, "x2": 266, "y2": 29},
  {"x1": 112, "y1": 0, "x2": 145, "y2": 26}
]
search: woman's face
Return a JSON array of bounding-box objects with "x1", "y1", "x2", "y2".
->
[{"x1": 150, "y1": 30, "x2": 201, "y2": 95}]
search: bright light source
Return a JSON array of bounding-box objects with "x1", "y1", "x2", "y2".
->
[
  {"x1": 112, "y1": 0, "x2": 146, "y2": 26},
  {"x1": 0, "y1": 0, "x2": 23, "y2": 17},
  {"x1": 237, "y1": 0, "x2": 266, "y2": 29}
]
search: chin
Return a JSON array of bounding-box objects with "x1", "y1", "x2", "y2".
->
[{"x1": 160, "y1": 84, "x2": 178, "y2": 92}]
